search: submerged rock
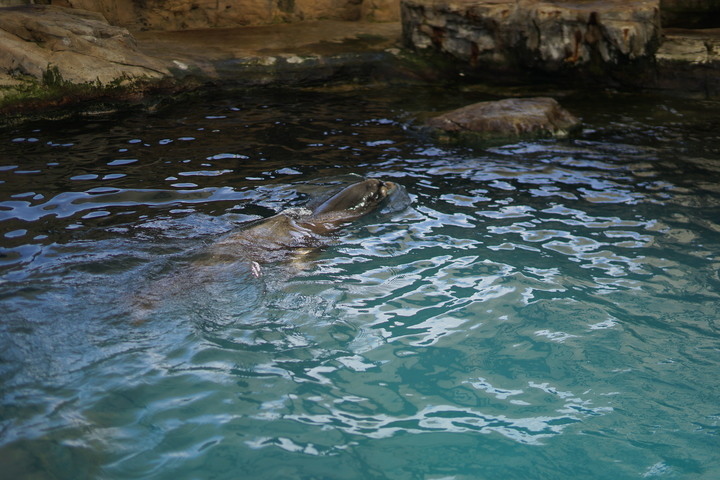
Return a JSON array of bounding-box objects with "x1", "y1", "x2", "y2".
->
[{"x1": 426, "y1": 97, "x2": 580, "y2": 140}]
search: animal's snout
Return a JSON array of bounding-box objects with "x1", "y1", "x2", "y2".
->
[{"x1": 380, "y1": 180, "x2": 397, "y2": 197}]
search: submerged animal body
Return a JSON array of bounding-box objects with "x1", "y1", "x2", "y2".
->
[
  {"x1": 204, "y1": 178, "x2": 402, "y2": 269},
  {"x1": 132, "y1": 178, "x2": 406, "y2": 320}
]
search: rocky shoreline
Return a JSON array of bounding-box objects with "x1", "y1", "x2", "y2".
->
[
  {"x1": 402, "y1": 0, "x2": 720, "y2": 97},
  {"x1": 0, "y1": 5, "x2": 412, "y2": 121},
  {"x1": 1, "y1": 2, "x2": 720, "y2": 122}
]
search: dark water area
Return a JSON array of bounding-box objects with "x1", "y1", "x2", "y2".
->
[{"x1": 1, "y1": 85, "x2": 719, "y2": 479}]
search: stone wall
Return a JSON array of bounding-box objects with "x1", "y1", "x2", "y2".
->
[{"x1": 46, "y1": 0, "x2": 400, "y2": 30}]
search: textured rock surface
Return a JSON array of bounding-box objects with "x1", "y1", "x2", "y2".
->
[
  {"x1": 401, "y1": 0, "x2": 661, "y2": 72},
  {"x1": 53, "y1": 0, "x2": 400, "y2": 30},
  {"x1": 4, "y1": 0, "x2": 720, "y2": 117},
  {"x1": 0, "y1": 7, "x2": 407, "y2": 115},
  {"x1": 655, "y1": 28, "x2": 720, "y2": 96},
  {"x1": 0, "y1": 5, "x2": 168, "y2": 84},
  {"x1": 426, "y1": 97, "x2": 580, "y2": 139}
]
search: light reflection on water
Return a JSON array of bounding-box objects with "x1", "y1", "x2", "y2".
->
[{"x1": 1, "y1": 88, "x2": 720, "y2": 479}]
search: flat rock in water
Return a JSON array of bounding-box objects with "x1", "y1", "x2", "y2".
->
[{"x1": 426, "y1": 97, "x2": 580, "y2": 139}]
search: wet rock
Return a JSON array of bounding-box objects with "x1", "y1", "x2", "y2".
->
[
  {"x1": 654, "y1": 30, "x2": 720, "y2": 97},
  {"x1": 426, "y1": 97, "x2": 580, "y2": 140},
  {"x1": 0, "y1": 5, "x2": 169, "y2": 85},
  {"x1": 132, "y1": 20, "x2": 403, "y2": 85},
  {"x1": 0, "y1": 7, "x2": 407, "y2": 117},
  {"x1": 401, "y1": 0, "x2": 661, "y2": 73}
]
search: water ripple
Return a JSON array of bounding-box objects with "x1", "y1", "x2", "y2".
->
[{"x1": 2, "y1": 89, "x2": 720, "y2": 479}]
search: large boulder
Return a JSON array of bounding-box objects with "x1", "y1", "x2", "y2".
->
[
  {"x1": 0, "y1": 5, "x2": 169, "y2": 85},
  {"x1": 426, "y1": 97, "x2": 580, "y2": 140},
  {"x1": 401, "y1": 0, "x2": 661, "y2": 73}
]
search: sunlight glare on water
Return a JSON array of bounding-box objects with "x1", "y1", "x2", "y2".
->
[{"x1": 1, "y1": 88, "x2": 719, "y2": 479}]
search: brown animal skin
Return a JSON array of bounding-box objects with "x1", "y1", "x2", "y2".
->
[
  {"x1": 130, "y1": 178, "x2": 404, "y2": 321},
  {"x1": 205, "y1": 178, "x2": 399, "y2": 266}
]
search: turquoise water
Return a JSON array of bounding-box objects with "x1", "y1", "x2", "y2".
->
[{"x1": 1, "y1": 87, "x2": 719, "y2": 479}]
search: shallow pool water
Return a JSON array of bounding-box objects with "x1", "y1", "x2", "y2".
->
[{"x1": 1, "y1": 87, "x2": 719, "y2": 479}]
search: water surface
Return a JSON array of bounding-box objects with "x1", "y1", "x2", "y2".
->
[{"x1": 1, "y1": 87, "x2": 719, "y2": 479}]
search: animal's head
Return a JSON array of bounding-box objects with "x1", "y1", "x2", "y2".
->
[{"x1": 313, "y1": 179, "x2": 397, "y2": 217}]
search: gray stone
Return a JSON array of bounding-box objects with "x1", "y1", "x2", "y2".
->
[
  {"x1": 401, "y1": 0, "x2": 661, "y2": 72},
  {"x1": 426, "y1": 97, "x2": 581, "y2": 139}
]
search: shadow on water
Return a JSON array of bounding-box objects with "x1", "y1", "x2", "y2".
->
[{"x1": 1, "y1": 86, "x2": 720, "y2": 479}]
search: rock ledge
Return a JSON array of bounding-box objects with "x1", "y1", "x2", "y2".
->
[{"x1": 0, "y1": 5, "x2": 168, "y2": 85}]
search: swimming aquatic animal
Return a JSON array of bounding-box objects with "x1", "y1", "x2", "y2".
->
[
  {"x1": 202, "y1": 178, "x2": 405, "y2": 274},
  {"x1": 130, "y1": 178, "x2": 408, "y2": 321}
]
